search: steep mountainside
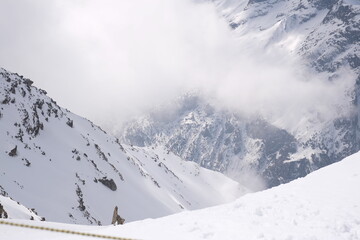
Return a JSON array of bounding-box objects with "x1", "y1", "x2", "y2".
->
[
  {"x1": 0, "y1": 68, "x2": 246, "y2": 225},
  {"x1": 122, "y1": 0, "x2": 360, "y2": 188}
]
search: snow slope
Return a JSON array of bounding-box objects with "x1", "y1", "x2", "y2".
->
[
  {"x1": 100, "y1": 149, "x2": 360, "y2": 240},
  {"x1": 1, "y1": 147, "x2": 359, "y2": 240},
  {"x1": 0, "y1": 68, "x2": 247, "y2": 225},
  {"x1": 0, "y1": 196, "x2": 42, "y2": 221}
]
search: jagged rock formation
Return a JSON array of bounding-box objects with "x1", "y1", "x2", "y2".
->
[{"x1": 98, "y1": 177, "x2": 117, "y2": 191}]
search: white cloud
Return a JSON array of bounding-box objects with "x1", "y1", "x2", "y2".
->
[{"x1": 0, "y1": 0, "x2": 355, "y2": 134}]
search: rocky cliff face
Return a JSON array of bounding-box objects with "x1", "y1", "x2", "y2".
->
[
  {"x1": 122, "y1": 0, "x2": 360, "y2": 188},
  {"x1": 214, "y1": 0, "x2": 360, "y2": 75},
  {"x1": 122, "y1": 95, "x2": 307, "y2": 188}
]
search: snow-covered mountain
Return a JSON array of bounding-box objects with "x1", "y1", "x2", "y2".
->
[
  {"x1": 121, "y1": 0, "x2": 360, "y2": 188},
  {"x1": 121, "y1": 94, "x2": 309, "y2": 188},
  {"x1": 0, "y1": 68, "x2": 247, "y2": 225},
  {"x1": 2, "y1": 146, "x2": 359, "y2": 240}
]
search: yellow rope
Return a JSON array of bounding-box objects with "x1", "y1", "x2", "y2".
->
[{"x1": 0, "y1": 220, "x2": 137, "y2": 240}]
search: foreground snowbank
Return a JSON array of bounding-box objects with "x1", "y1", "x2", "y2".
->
[
  {"x1": 101, "y1": 150, "x2": 360, "y2": 240},
  {"x1": 1, "y1": 150, "x2": 360, "y2": 239}
]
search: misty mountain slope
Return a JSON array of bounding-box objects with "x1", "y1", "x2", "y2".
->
[
  {"x1": 0, "y1": 68, "x2": 246, "y2": 225},
  {"x1": 121, "y1": 92, "x2": 356, "y2": 189},
  {"x1": 2, "y1": 148, "x2": 359, "y2": 240},
  {"x1": 121, "y1": 0, "x2": 360, "y2": 188},
  {"x1": 122, "y1": 95, "x2": 310, "y2": 188},
  {"x1": 213, "y1": 0, "x2": 360, "y2": 179}
]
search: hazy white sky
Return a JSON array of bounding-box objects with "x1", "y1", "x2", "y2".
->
[
  {"x1": 0, "y1": 0, "x2": 232, "y2": 122},
  {"x1": 0, "y1": 0, "x2": 355, "y2": 133}
]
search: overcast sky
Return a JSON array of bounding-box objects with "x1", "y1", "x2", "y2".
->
[{"x1": 0, "y1": 0, "x2": 355, "y2": 133}]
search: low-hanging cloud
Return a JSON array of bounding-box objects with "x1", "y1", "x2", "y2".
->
[{"x1": 0, "y1": 0, "x2": 355, "y2": 134}]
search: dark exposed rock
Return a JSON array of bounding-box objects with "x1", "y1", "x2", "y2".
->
[
  {"x1": 8, "y1": 146, "x2": 17, "y2": 157},
  {"x1": 98, "y1": 177, "x2": 117, "y2": 191},
  {"x1": 76, "y1": 185, "x2": 86, "y2": 211},
  {"x1": 21, "y1": 107, "x2": 44, "y2": 137},
  {"x1": 23, "y1": 158, "x2": 31, "y2": 167},
  {"x1": 323, "y1": 3, "x2": 358, "y2": 25},
  {"x1": 230, "y1": 22, "x2": 240, "y2": 29},
  {"x1": 23, "y1": 79, "x2": 33, "y2": 87},
  {"x1": 39, "y1": 89, "x2": 47, "y2": 95},
  {"x1": 94, "y1": 144, "x2": 108, "y2": 161},
  {"x1": 66, "y1": 118, "x2": 74, "y2": 128},
  {"x1": 75, "y1": 173, "x2": 85, "y2": 185},
  {"x1": 34, "y1": 99, "x2": 44, "y2": 110},
  {"x1": 2, "y1": 95, "x2": 11, "y2": 104},
  {"x1": 0, "y1": 203, "x2": 8, "y2": 219},
  {"x1": 30, "y1": 208, "x2": 38, "y2": 215},
  {"x1": 0, "y1": 186, "x2": 8, "y2": 197}
]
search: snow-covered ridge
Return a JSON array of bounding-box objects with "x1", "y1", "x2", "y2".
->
[{"x1": 0, "y1": 68, "x2": 247, "y2": 225}]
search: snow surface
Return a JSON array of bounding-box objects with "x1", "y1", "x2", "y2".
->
[
  {"x1": 1, "y1": 149, "x2": 359, "y2": 240},
  {"x1": 0, "y1": 196, "x2": 42, "y2": 221}
]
